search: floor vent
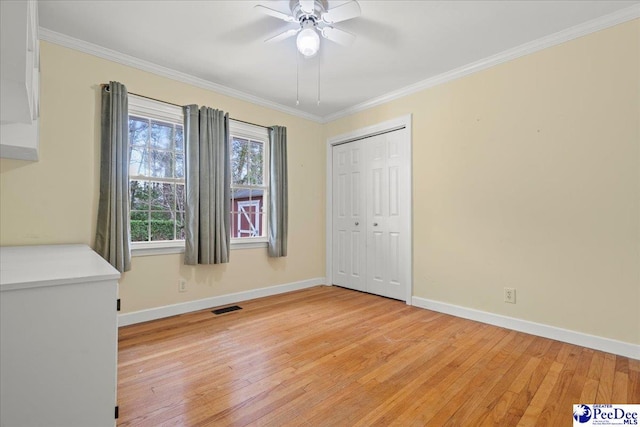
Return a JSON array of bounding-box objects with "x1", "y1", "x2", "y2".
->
[{"x1": 212, "y1": 305, "x2": 243, "y2": 315}]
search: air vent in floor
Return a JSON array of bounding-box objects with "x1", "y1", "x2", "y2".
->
[{"x1": 212, "y1": 305, "x2": 242, "y2": 315}]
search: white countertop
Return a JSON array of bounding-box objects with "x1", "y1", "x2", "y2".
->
[{"x1": 0, "y1": 244, "x2": 121, "y2": 291}]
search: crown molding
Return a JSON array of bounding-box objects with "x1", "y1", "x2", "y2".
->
[
  {"x1": 39, "y1": 4, "x2": 639, "y2": 125},
  {"x1": 38, "y1": 27, "x2": 324, "y2": 124},
  {"x1": 322, "y1": 4, "x2": 640, "y2": 123}
]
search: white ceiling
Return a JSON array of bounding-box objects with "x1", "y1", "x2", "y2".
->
[{"x1": 38, "y1": 1, "x2": 639, "y2": 121}]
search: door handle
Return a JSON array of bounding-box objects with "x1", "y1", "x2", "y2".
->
[
  {"x1": 355, "y1": 222, "x2": 359, "y2": 226},
  {"x1": 373, "y1": 223, "x2": 378, "y2": 226}
]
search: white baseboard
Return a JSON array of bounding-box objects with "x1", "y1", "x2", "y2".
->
[
  {"x1": 412, "y1": 296, "x2": 639, "y2": 360},
  {"x1": 119, "y1": 283, "x2": 638, "y2": 359},
  {"x1": 118, "y1": 277, "x2": 326, "y2": 327}
]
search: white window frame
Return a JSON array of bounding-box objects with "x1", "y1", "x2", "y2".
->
[
  {"x1": 128, "y1": 95, "x2": 185, "y2": 256},
  {"x1": 229, "y1": 120, "x2": 269, "y2": 249}
]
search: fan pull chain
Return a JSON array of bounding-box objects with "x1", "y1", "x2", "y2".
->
[
  {"x1": 317, "y1": 48, "x2": 321, "y2": 106},
  {"x1": 296, "y1": 51, "x2": 300, "y2": 106}
]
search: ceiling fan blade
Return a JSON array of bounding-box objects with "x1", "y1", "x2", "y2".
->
[
  {"x1": 265, "y1": 28, "x2": 300, "y2": 43},
  {"x1": 299, "y1": 0, "x2": 315, "y2": 14},
  {"x1": 320, "y1": 26, "x2": 356, "y2": 46},
  {"x1": 254, "y1": 5, "x2": 296, "y2": 23},
  {"x1": 321, "y1": 0, "x2": 361, "y2": 24}
]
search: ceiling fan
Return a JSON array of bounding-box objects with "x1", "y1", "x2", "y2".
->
[{"x1": 255, "y1": 0, "x2": 361, "y2": 58}]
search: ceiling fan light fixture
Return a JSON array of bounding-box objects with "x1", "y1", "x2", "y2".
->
[{"x1": 296, "y1": 27, "x2": 320, "y2": 57}]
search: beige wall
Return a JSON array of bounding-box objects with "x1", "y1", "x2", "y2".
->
[
  {"x1": 1, "y1": 20, "x2": 638, "y2": 345},
  {"x1": 0, "y1": 42, "x2": 326, "y2": 312},
  {"x1": 326, "y1": 19, "x2": 640, "y2": 345}
]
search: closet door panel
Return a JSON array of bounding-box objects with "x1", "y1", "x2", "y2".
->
[
  {"x1": 332, "y1": 142, "x2": 366, "y2": 291},
  {"x1": 366, "y1": 135, "x2": 389, "y2": 297},
  {"x1": 366, "y1": 131, "x2": 408, "y2": 301},
  {"x1": 385, "y1": 129, "x2": 410, "y2": 300}
]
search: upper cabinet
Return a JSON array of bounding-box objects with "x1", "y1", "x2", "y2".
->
[{"x1": 1, "y1": 0, "x2": 40, "y2": 161}]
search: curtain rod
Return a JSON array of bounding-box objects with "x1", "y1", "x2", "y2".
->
[{"x1": 101, "y1": 84, "x2": 273, "y2": 130}]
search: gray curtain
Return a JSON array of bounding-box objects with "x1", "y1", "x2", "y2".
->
[
  {"x1": 268, "y1": 126, "x2": 288, "y2": 257},
  {"x1": 95, "y1": 81, "x2": 131, "y2": 272},
  {"x1": 184, "y1": 105, "x2": 230, "y2": 265}
]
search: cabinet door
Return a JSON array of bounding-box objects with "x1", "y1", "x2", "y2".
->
[
  {"x1": 332, "y1": 141, "x2": 366, "y2": 291},
  {"x1": 0, "y1": 280, "x2": 118, "y2": 427}
]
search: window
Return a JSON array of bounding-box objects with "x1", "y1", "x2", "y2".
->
[
  {"x1": 229, "y1": 120, "x2": 269, "y2": 245},
  {"x1": 128, "y1": 95, "x2": 185, "y2": 252},
  {"x1": 126, "y1": 97, "x2": 270, "y2": 254}
]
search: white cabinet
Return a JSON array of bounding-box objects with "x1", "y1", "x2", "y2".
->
[
  {"x1": 331, "y1": 127, "x2": 411, "y2": 301},
  {"x1": 0, "y1": 0, "x2": 40, "y2": 161},
  {"x1": 0, "y1": 245, "x2": 120, "y2": 427}
]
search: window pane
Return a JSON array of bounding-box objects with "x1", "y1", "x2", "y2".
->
[
  {"x1": 230, "y1": 209, "x2": 237, "y2": 239},
  {"x1": 150, "y1": 211, "x2": 175, "y2": 241},
  {"x1": 231, "y1": 189, "x2": 264, "y2": 238},
  {"x1": 230, "y1": 189, "x2": 235, "y2": 239},
  {"x1": 130, "y1": 211, "x2": 147, "y2": 221},
  {"x1": 237, "y1": 200, "x2": 260, "y2": 237},
  {"x1": 150, "y1": 150, "x2": 174, "y2": 178},
  {"x1": 129, "y1": 117, "x2": 149, "y2": 147},
  {"x1": 151, "y1": 121, "x2": 173, "y2": 150},
  {"x1": 149, "y1": 182, "x2": 175, "y2": 211},
  {"x1": 130, "y1": 180, "x2": 150, "y2": 210},
  {"x1": 175, "y1": 152, "x2": 184, "y2": 178},
  {"x1": 129, "y1": 146, "x2": 149, "y2": 176},
  {"x1": 175, "y1": 184, "x2": 185, "y2": 212},
  {"x1": 176, "y1": 211, "x2": 185, "y2": 240},
  {"x1": 230, "y1": 188, "x2": 245, "y2": 239},
  {"x1": 251, "y1": 188, "x2": 264, "y2": 201},
  {"x1": 254, "y1": 210, "x2": 264, "y2": 238},
  {"x1": 130, "y1": 211, "x2": 149, "y2": 242},
  {"x1": 231, "y1": 138, "x2": 249, "y2": 185},
  {"x1": 249, "y1": 141, "x2": 264, "y2": 185},
  {"x1": 175, "y1": 126, "x2": 184, "y2": 152},
  {"x1": 230, "y1": 188, "x2": 250, "y2": 208}
]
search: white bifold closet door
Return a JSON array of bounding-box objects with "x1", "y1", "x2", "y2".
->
[{"x1": 332, "y1": 128, "x2": 410, "y2": 301}]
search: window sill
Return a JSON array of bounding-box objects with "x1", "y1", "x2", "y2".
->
[
  {"x1": 131, "y1": 242, "x2": 185, "y2": 257},
  {"x1": 231, "y1": 240, "x2": 268, "y2": 250},
  {"x1": 131, "y1": 240, "x2": 267, "y2": 257}
]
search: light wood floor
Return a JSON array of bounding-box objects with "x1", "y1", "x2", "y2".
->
[{"x1": 118, "y1": 285, "x2": 639, "y2": 426}]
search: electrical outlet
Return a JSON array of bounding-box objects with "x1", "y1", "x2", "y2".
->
[
  {"x1": 504, "y1": 287, "x2": 516, "y2": 304},
  {"x1": 178, "y1": 279, "x2": 187, "y2": 293}
]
